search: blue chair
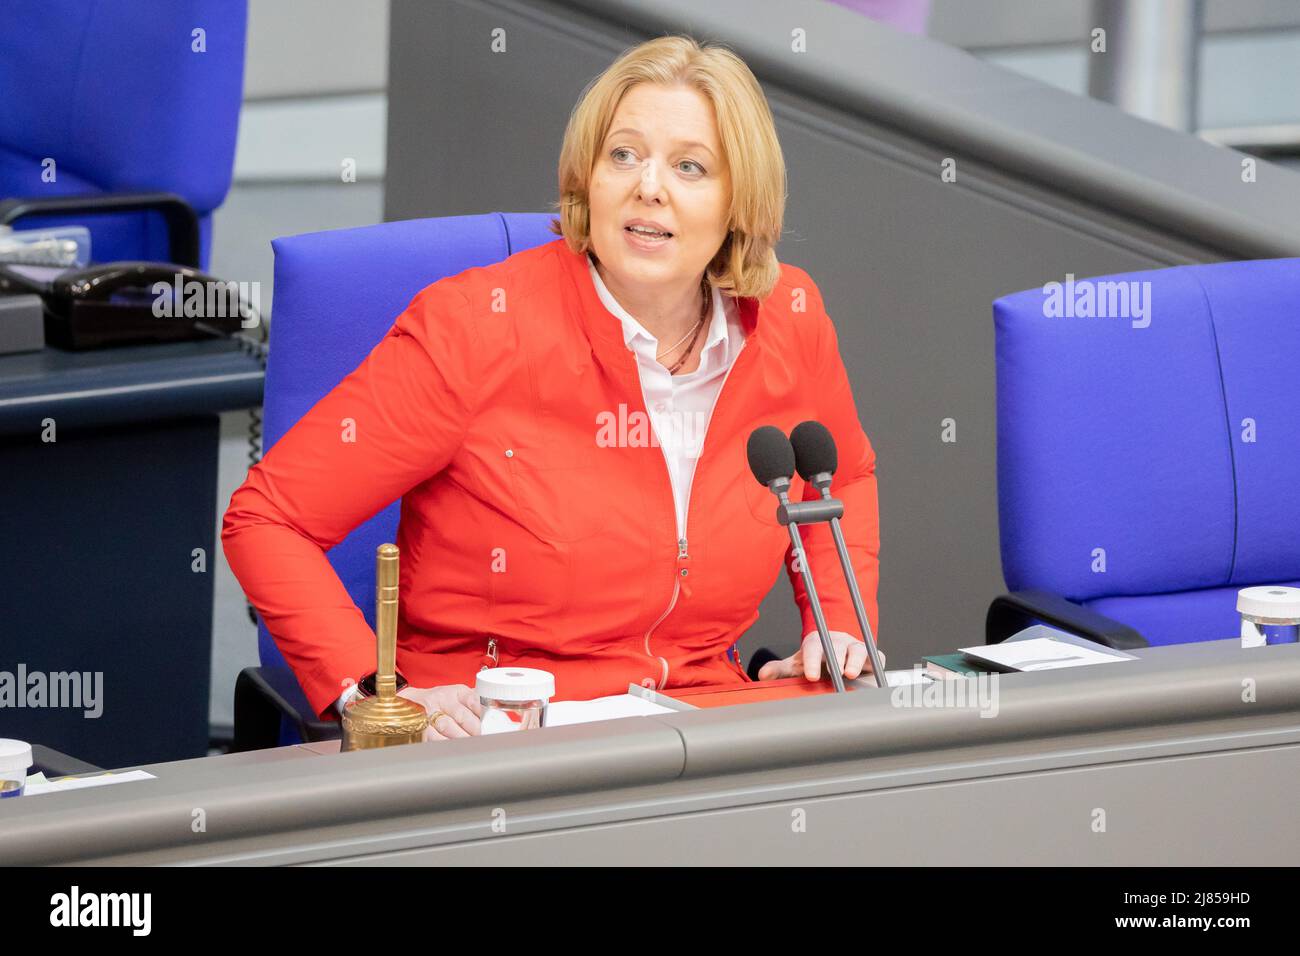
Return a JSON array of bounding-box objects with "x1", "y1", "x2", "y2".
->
[
  {"x1": 0, "y1": 0, "x2": 247, "y2": 267},
  {"x1": 989, "y1": 259, "x2": 1300, "y2": 647},
  {"x1": 232, "y1": 212, "x2": 558, "y2": 750}
]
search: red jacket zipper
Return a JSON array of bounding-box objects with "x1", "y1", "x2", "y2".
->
[{"x1": 640, "y1": 333, "x2": 752, "y2": 689}]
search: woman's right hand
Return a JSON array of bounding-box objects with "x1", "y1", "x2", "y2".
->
[{"x1": 397, "y1": 684, "x2": 483, "y2": 741}]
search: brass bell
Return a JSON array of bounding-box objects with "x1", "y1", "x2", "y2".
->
[{"x1": 341, "y1": 543, "x2": 429, "y2": 751}]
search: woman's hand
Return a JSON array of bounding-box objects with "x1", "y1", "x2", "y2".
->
[
  {"x1": 396, "y1": 684, "x2": 483, "y2": 741},
  {"x1": 756, "y1": 631, "x2": 885, "y2": 682}
]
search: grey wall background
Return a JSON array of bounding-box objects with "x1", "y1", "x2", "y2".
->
[
  {"x1": 932, "y1": 0, "x2": 1300, "y2": 47},
  {"x1": 206, "y1": 0, "x2": 1300, "y2": 736}
]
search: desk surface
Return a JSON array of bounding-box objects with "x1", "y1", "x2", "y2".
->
[
  {"x1": 2, "y1": 640, "x2": 1298, "y2": 865},
  {"x1": 0, "y1": 337, "x2": 265, "y2": 434}
]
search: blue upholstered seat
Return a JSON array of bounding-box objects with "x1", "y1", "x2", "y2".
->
[
  {"x1": 993, "y1": 258, "x2": 1300, "y2": 645},
  {"x1": 0, "y1": 0, "x2": 246, "y2": 267}
]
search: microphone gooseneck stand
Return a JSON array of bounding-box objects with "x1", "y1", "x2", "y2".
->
[
  {"x1": 790, "y1": 420, "x2": 887, "y2": 689},
  {"x1": 747, "y1": 426, "x2": 846, "y2": 693},
  {"x1": 775, "y1": 479, "x2": 847, "y2": 694}
]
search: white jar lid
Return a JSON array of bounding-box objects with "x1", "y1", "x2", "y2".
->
[
  {"x1": 476, "y1": 667, "x2": 555, "y2": 703},
  {"x1": 1237, "y1": 586, "x2": 1300, "y2": 620},
  {"x1": 0, "y1": 739, "x2": 33, "y2": 773}
]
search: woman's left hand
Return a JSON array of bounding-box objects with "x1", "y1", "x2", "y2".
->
[
  {"x1": 396, "y1": 683, "x2": 483, "y2": 741},
  {"x1": 756, "y1": 630, "x2": 885, "y2": 682}
]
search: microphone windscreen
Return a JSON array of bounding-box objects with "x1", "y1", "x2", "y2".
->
[
  {"x1": 790, "y1": 420, "x2": 838, "y2": 480},
  {"x1": 746, "y1": 426, "x2": 796, "y2": 486}
]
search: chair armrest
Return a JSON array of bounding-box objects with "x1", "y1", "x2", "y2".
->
[
  {"x1": 232, "y1": 666, "x2": 341, "y2": 753},
  {"x1": 0, "y1": 191, "x2": 201, "y2": 267},
  {"x1": 986, "y1": 589, "x2": 1149, "y2": 649}
]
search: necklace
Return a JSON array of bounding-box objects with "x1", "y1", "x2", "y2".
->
[
  {"x1": 655, "y1": 280, "x2": 711, "y2": 374},
  {"x1": 655, "y1": 316, "x2": 703, "y2": 360}
]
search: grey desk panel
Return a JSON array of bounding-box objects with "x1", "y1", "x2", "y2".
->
[
  {"x1": 2, "y1": 642, "x2": 1296, "y2": 865},
  {"x1": 72, "y1": 710, "x2": 1299, "y2": 865},
  {"x1": 666, "y1": 638, "x2": 1300, "y2": 778},
  {"x1": 0, "y1": 722, "x2": 688, "y2": 866},
  {"x1": 0, "y1": 337, "x2": 265, "y2": 436},
  {"x1": 330, "y1": 743, "x2": 1300, "y2": 866}
]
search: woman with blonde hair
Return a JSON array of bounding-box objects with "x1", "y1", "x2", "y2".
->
[{"x1": 223, "y1": 35, "x2": 881, "y2": 740}]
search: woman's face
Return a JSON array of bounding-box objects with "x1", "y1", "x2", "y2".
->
[{"x1": 587, "y1": 82, "x2": 731, "y2": 292}]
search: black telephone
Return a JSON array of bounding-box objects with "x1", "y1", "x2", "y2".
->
[{"x1": 0, "y1": 260, "x2": 255, "y2": 350}]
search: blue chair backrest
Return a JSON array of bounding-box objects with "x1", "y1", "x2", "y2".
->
[
  {"x1": 993, "y1": 259, "x2": 1300, "y2": 645},
  {"x1": 0, "y1": 0, "x2": 247, "y2": 267},
  {"x1": 259, "y1": 212, "x2": 558, "y2": 677}
]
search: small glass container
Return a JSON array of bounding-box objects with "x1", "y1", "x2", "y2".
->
[
  {"x1": 1237, "y1": 586, "x2": 1300, "y2": 647},
  {"x1": 0, "y1": 739, "x2": 33, "y2": 798},
  {"x1": 476, "y1": 667, "x2": 555, "y2": 734}
]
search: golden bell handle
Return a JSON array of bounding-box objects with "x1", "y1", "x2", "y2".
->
[
  {"x1": 339, "y1": 543, "x2": 428, "y2": 751},
  {"x1": 374, "y1": 542, "x2": 400, "y2": 699}
]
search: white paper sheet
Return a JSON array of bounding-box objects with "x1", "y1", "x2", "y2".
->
[
  {"x1": 23, "y1": 769, "x2": 156, "y2": 796},
  {"x1": 958, "y1": 637, "x2": 1137, "y2": 671},
  {"x1": 882, "y1": 668, "x2": 935, "y2": 686},
  {"x1": 544, "y1": 693, "x2": 679, "y2": 727}
]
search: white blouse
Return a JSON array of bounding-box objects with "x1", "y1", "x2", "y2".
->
[{"x1": 587, "y1": 254, "x2": 747, "y2": 543}]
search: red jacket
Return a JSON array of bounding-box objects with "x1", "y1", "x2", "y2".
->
[{"x1": 221, "y1": 238, "x2": 879, "y2": 719}]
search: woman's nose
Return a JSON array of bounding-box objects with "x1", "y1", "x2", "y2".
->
[{"x1": 635, "y1": 158, "x2": 664, "y2": 201}]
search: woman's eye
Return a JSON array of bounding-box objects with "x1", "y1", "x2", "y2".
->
[{"x1": 610, "y1": 148, "x2": 703, "y2": 176}]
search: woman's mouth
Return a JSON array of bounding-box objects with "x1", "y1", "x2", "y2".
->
[{"x1": 624, "y1": 224, "x2": 674, "y2": 250}]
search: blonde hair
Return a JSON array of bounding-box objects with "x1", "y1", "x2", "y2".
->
[{"x1": 551, "y1": 35, "x2": 785, "y2": 300}]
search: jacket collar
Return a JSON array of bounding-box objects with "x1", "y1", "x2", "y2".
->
[
  {"x1": 587, "y1": 252, "x2": 733, "y2": 359},
  {"x1": 551, "y1": 238, "x2": 798, "y2": 411},
  {"x1": 553, "y1": 239, "x2": 761, "y2": 363}
]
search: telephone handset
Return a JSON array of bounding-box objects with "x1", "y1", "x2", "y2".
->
[{"x1": 0, "y1": 259, "x2": 255, "y2": 350}]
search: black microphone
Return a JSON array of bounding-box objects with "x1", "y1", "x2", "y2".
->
[
  {"x1": 790, "y1": 420, "x2": 837, "y2": 490},
  {"x1": 746, "y1": 425, "x2": 796, "y2": 495},
  {"x1": 789, "y1": 420, "x2": 885, "y2": 687},
  {"x1": 746, "y1": 426, "x2": 845, "y2": 693}
]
